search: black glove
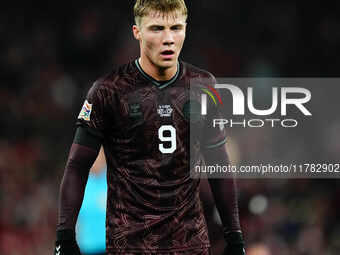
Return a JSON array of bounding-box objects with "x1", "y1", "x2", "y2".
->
[
  {"x1": 54, "y1": 229, "x2": 81, "y2": 255},
  {"x1": 223, "y1": 231, "x2": 245, "y2": 255}
]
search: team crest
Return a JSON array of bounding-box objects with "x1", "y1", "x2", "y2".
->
[
  {"x1": 157, "y1": 105, "x2": 173, "y2": 117},
  {"x1": 78, "y1": 100, "x2": 92, "y2": 121}
]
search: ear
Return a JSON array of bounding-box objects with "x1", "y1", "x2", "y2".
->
[{"x1": 132, "y1": 25, "x2": 141, "y2": 40}]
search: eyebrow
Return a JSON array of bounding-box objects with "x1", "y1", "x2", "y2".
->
[
  {"x1": 148, "y1": 23, "x2": 184, "y2": 29},
  {"x1": 171, "y1": 24, "x2": 184, "y2": 28}
]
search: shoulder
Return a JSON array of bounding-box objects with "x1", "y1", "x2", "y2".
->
[
  {"x1": 88, "y1": 61, "x2": 137, "y2": 97},
  {"x1": 181, "y1": 61, "x2": 216, "y2": 84}
]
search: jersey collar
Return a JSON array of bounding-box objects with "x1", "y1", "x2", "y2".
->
[{"x1": 134, "y1": 59, "x2": 180, "y2": 89}]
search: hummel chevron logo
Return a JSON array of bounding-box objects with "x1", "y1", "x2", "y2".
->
[{"x1": 56, "y1": 245, "x2": 60, "y2": 255}]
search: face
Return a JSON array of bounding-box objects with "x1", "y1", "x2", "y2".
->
[{"x1": 133, "y1": 11, "x2": 187, "y2": 70}]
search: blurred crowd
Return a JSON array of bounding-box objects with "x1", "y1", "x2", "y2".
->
[{"x1": 1, "y1": 1, "x2": 340, "y2": 254}]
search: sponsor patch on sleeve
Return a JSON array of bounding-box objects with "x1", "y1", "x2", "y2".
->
[{"x1": 78, "y1": 100, "x2": 92, "y2": 121}]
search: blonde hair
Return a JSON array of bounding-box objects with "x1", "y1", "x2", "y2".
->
[{"x1": 134, "y1": 0, "x2": 188, "y2": 26}]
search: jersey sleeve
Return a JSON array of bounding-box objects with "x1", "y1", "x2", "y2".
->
[
  {"x1": 76, "y1": 80, "x2": 113, "y2": 139},
  {"x1": 201, "y1": 74, "x2": 227, "y2": 149}
]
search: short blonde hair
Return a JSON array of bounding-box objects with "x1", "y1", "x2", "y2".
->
[{"x1": 134, "y1": 0, "x2": 188, "y2": 26}]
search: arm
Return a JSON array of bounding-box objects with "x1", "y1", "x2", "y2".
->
[
  {"x1": 54, "y1": 127, "x2": 102, "y2": 254},
  {"x1": 202, "y1": 144, "x2": 245, "y2": 255}
]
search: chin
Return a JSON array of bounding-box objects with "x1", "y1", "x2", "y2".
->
[
  {"x1": 158, "y1": 60, "x2": 176, "y2": 69},
  {"x1": 160, "y1": 64, "x2": 173, "y2": 69}
]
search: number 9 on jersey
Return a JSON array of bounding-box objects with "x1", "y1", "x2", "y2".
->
[{"x1": 158, "y1": 125, "x2": 177, "y2": 154}]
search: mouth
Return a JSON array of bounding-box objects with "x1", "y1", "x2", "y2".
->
[{"x1": 160, "y1": 50, "x2": 175, "y2": 59}]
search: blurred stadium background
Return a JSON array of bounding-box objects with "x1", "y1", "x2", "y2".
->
[{"x1": 1, "y1": 1, "x2": 340, "y2": 254}]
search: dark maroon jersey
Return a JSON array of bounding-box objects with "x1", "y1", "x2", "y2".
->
[{"x1": 76, "y1": 60, "x2": 226, "y2": 253}]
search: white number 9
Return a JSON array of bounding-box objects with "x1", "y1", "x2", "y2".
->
[{"x1": 158, "y1": 125, "x2": 176, "y2": 154}]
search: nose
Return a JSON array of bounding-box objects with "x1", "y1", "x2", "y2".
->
[{"x1": 163, "y1": 30, "x2": 175, "y2": 46}]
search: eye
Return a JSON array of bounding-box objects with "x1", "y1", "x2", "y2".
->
[
  {"x1": 171, "y1": 25, "x2": 183, "y2": 31},
  {"x1": 150, "y1": 26, "x2": 163, "y2": 31}
]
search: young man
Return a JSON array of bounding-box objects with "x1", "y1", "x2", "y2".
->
[{"x1": 54, "y1": 1, "x2": 245, "y2": 254}]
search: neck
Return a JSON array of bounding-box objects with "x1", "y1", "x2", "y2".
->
[{"x1": 139, "y1": 57, "x2": 178, "y2": 81}]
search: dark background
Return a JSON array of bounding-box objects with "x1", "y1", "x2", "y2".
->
[{"x1": 1, "y1": 1, "x2": 340, "y2": 254}]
